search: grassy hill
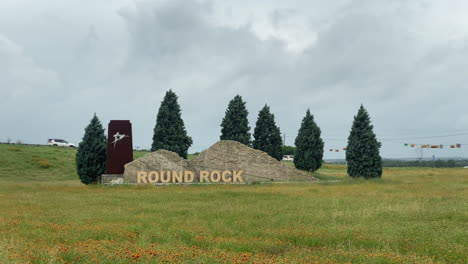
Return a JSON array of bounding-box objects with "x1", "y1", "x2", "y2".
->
[
  {"x1": 0, "y1": 144, "x2": 193, "y2": 182},
  {"x1": 0, "y1": 144, "x2": 467, "y2": 263},
  {"x1": 0, "y1": 144, "x2": 78, "y2": 182}
]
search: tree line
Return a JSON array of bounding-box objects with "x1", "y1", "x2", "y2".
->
[
  {"x1": 76, "y1": 90, "x2": 383, "y2": 184},
  {"x1": 382, "y1": 159, "x2": 467, "y2": 168}
]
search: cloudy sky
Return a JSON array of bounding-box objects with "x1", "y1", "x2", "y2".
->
[{"x1": 1, "y1": 0, "x2": 467, "y2": 159}]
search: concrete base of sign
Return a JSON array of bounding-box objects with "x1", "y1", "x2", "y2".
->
[{"x1": 101, "y1": 174, "x2": 124, "y2": 185}]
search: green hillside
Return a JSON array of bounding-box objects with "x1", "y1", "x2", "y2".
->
[
  {"x1": 0, "y1": 144, "x2": 78, "y2": 182},
  {"x1": 0, "y1": 144, "x2": 193, "y2": 182}
]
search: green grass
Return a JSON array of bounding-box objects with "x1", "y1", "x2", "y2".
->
[
  {"x1": 0, "y1": 144, "x2": 77, "y2": 181},
  {"x1": 0, "y1": 144, "x2": 467, "y2": 263}
]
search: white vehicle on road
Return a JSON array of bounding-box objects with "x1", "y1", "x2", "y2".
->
[{"x1": 48, "y1": 139, "x2": 76, "y2": 148}]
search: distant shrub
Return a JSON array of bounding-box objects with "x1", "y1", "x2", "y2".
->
[
  {"x1": 6, "y1": 147, "x2": 21, "y2": 152},
  {"x1": 281, "y1": 145, "x2": 296, "y2": 156},
  {"x1": 16, "y1": 140, "x2": 23, "y2": 144},
  {"x1": 382, "y1": 159, "x2": 468, "y2": 168}
]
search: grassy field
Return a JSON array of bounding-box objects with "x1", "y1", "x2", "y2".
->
[{"x1": 0, "y1": 144, "x2": 467, "y2": 263}]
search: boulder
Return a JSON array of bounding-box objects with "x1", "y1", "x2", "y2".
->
[
  {"x1": 123, "y1": 140, "x2": 318, "y2": 183},
  {"x1": 191, "y1": 140, "x2": 317, "y2": 182},
  {"x1": 123, "y1": 149, "x2": 193, "y2": 183}
]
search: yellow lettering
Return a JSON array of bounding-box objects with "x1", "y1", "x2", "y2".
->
[
  {"x1": 221, "y1": 171, "x2": 232, "y2": 182},
  {"x1": 137, "y1": 171, "x2": 148, "y2": 184},
  {"x1": 148, "y1": 171, "x2": 159, "y2": 183},
  {"x1": 184, "y1": 171, "x2": 194, "y2": 183},
  {"x1": 160, "y1": 171, "x2": 171, "y2": 183},
  {"x1": 172, "y1": 171, "x2": 183, "y2": 183},
  {"x1": 210, "y1": 170, "x2": 221, "y2": 183},
  {"x1": 139, "y1": 170, "x2": 244, "y2": 184},
  {"x1": 233, "y1": 170, "x2": 244, "y2": 182},
  {"x1": 200, "y1": 171, "x2": 209, "y2": 182}
]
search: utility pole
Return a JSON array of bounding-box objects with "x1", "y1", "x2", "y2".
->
[
  {"x1": 415, "y1": 145, "x2": 424, "y2": 160},
  {"x1": 283, "y1": 133, "x2": 286, "y2": 146}
]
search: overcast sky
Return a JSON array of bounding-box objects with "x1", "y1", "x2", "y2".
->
[{"x1": 1, "y1": 0, "x2": 467, "y2": 159}]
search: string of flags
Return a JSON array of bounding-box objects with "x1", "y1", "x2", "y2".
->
[
  {"x1": 328, "y1": 148, "x2": 347, "y2": 152},
  {"x1": 326, "y1": 144, "x2": 463, "y2": 152},
  {"x1": 325, "y1": 143, "x2": 463, "y2": 153},
  {"x1": 403, "y1": 143, "x2": 462, "y2": 149}
]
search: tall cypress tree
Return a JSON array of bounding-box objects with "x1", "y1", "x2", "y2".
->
[
  {"x1": 253, "y1": 105, "x2": 283, "y2": 160},
  {"x1": 76, "y1": 114, "x2": 107, "y2": 185},
  {"x1": 294, "y1": 109, "x2": 324, "y2": 172},
  {"x1": 151, "y1": 90, "x2": 193, "y2": 159},
  {"x1": 220, "y1": 95, "x2": 251, "y2": 145},
  {"x1": 346, "y1": 105, "x2": 382, "y2": 178}
]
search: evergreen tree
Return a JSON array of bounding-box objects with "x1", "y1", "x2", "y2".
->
[
  {"x1": 294, "y1": 109, "x2": 324, "y2": 172},
  {"x1": 346, "y1": 105, "x2": 382, "y2": 178},
  {"x1": 220, "y1": 95, "x2": 251, "y2": 145},
  {"x1": 252, "y1": 105, "x2": 283, "y2": 160},
  {"x1": 76, "y1": 114, "x2": 107, "y2": 185},
  {"x1": 151, "y1": 90, "x2": 193, "y2": 158}
]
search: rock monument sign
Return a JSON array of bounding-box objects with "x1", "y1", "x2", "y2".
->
[
  {"x1": 101, "y1": 128, "x2": 318, "y2": 185},
  {"x1": 123, "y1": 140, "x2": 317, "y2": 184}
]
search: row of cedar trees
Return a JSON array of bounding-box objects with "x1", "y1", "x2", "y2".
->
[
  {"x1": 76, "y1": 90, "x2": 382, "y2": 184},
  {"x1": 219, "y1": 94, "x2": 382, "y2": 178}
]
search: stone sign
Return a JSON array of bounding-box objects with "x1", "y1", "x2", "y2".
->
[
  {"x1": 106, "y1": 120, "x2": 133, "y2": 174},
  {"x1": 123, "y1": 140, "x2": 317, "y2": 184}
]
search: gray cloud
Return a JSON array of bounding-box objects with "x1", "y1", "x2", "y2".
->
[{"x1": 1, "y1": 0, "x2": 467, "y2": 159}]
